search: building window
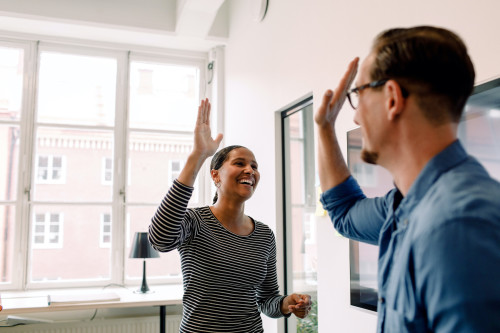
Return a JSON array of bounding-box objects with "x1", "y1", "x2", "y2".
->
[
  {"x1": 169, "y1": 160, "x2": 199, "y2": 204},
  {"x1": 102, "y1": 157, "x2": 113, "y2": 185},
  {"x1": 36, "y1": 155, "x2": 66, "y2": 184},
  {"x1": 169, "y1": 160, "x2": 183, "y2": 182},
  {"x1": 32, "y1": 212, "x2": 63, "y2": 248},
  {"x1": 100, "y1": 213, "x2": 112, "y2": 247}
]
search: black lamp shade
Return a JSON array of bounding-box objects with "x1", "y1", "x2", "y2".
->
[{"x1": 129, "y1": 232, "x2": 160, "y2": 259}]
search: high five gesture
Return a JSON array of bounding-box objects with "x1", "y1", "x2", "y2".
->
[{"x1": 178, "y1": 98, "x2": 223, "y2": 187}]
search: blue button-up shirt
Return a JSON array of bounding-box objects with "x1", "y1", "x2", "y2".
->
[{"x1": 320, "y1": 140, "x2": 500, "y2": 332}]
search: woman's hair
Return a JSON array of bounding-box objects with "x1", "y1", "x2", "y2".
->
[{"x1": 210, "y1": 145, "x2": 244, "y2": 204}]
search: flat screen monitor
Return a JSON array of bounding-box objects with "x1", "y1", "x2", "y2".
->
[{"x1": 347, "y1": 77, "x2": 500, "y2": 312}]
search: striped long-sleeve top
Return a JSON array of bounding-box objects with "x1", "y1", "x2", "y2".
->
[{"x1": 148, "y1": 179, "x2": 288, "y2": 333}]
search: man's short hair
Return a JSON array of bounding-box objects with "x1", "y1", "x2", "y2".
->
[{"x1": 370, "y1": 26, "x2": 475, "y2": 124}]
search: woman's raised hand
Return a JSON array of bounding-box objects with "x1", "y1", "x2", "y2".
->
[
  {"x1": 177, "y1": 98, "x2": 223, "y2": 187},
  {"x1": 194, "y1": 98, "x2": 223, "y2": 159}
]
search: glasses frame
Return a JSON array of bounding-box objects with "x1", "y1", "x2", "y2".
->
[{"x1": 346, "y1": 79, "x2": 388, "y2": 110}]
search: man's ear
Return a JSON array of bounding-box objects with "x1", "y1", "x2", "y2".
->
[{"x1": 384, "y1": 80, "x2": 406, "y2": 121}]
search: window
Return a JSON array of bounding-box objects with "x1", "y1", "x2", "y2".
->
[
  {"x1": 0, "y1": 37, "x2": 214, "y2": 290},
  {"x1": 102, "y1": 157, "x2": 113, "y2": 185},
  {"x1": 170, "y1": 160, "x2": 183, "y2": 180},
  {"x1": 168, "y1": 160, "x2": 199, "y2": 204},
  {"x1": 124, "y1": 59, "x2": 205, "y2": 284},
  {"x1": 32, "y1": 212, "x2": 63, "y2": 248},
  {"x1": 279, "y1": 95, "x2": 318, "y2": 333},
  {"x1": 0, "y1": 43, "x2": 24, "y2": 286},
  {"x1": 100, "y1": 213, "x2": 112, "y2": 247},
  {"x1": 36, "y1": 155, "x2": 66, "y2": 183}
]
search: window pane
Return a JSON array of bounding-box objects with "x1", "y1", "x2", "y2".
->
[
  {"x1": 282, "y1": 102, "x2": 318, "y2": 332},
  {"x1": 100, "y1": 213, "x2": 112, "y2": 248},
  {"x1": 129, "y1": 62, "x2": 199, "y2": 131},
  {"x1": 37, "y1": 52, "x2": 117, "y2": 126},
  {"x1": 0, "y1": 205, "x2": 16, "y2": 284},
  {"x1": 125, "y1": 206, "x2": 181, "y2": 281},
  {"x1": 30, "y1": 205, "x2": 112, "y2": 283},
  {"x1": 38, "y1": 156, "x2": 48, "y2": 167},
  {"x1": 285, "y1": 108, "x2": 318, "y2": 292},
  {"x1": 0, "y1": 125, "x2": 20, "y2": 200},
  {"x1": 127, "y1": 131, "x2": 200, "y2": 205},
  {"x1": 52, "y1": 156, "x2": 62, "y2": 168},
  {"x1": 34, "y1": 127, "x2": 113, "y2": 202},
  {"x1": 0, "y1": 47, "x2": 24, "y2": 121}
]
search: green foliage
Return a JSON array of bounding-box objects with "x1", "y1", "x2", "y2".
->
[{"x1": 297, "y1": 300, "x2": 318, "y2": 333}]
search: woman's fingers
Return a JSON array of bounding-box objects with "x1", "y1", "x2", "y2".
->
[{"x1": 196, "y1": 98, "x2": 211, "y2": 125}]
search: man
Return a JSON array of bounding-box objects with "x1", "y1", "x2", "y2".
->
[{"x1": 315, "y1": 26, "x2": 500, "y2": 332}]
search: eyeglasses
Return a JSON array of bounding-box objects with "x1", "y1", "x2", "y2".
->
[{"x1": 346, "y1": 79, "x2": 388, "y2": 110}]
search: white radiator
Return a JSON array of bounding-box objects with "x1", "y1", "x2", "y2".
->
[{"x1": 3, "y1": 315, "x2": 182, "y2": 333}]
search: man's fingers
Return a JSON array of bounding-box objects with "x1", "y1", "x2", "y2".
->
[
  {"x1": 321, "y1": 90, "x2": 334, "y2": 110},
  {"x1": 316, "y1": 90, "x2": 334, "y2": 123},
  {"x1": 337, "y1": 57, "x2": 359, "y2": 97}
]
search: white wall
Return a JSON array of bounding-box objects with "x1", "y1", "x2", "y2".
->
[
  {"x1": 1, "y1": 0, "x2": 500, "y2": 331},
  {"x1": 224, "y1": 0, "x2": 500, "y2": 332}
]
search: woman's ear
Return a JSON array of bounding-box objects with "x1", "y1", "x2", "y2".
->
[
  {"x1": 210, "y1": 169, "x2": 219, "y2": 182},
  {"x1": 384, "y1": 80, "x2": 406, "y2": 121}
]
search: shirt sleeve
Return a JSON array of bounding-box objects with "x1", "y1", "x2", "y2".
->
[
  {"x1": 256, "y1": 229, "x2": 290, "y2": 319},
  {"x1": 148, "y1": 179, "x2": 200, "y2": 252},
  {"x1": 319, "y1": 176, "x2": 390, "y2": 245},
  {"x1": 414, "y1": 216, "x2": 500, "y2": 332}
]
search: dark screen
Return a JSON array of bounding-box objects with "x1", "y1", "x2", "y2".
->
[{"x1": 347, "y1": 77, "x2": 500, "y2": 311}]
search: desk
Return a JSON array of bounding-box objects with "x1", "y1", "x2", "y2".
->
[{"x1": 1, "y1": 285, "x2": 183, "y2": 333}]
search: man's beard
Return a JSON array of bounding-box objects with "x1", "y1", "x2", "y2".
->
[{"x1": 361, "y1": 149, "x2": 379, "y2": 165}]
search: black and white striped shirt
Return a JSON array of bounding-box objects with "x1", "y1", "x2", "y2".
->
[{"x1": 149, "y1": 179, "x2": 287, "y2": 333}]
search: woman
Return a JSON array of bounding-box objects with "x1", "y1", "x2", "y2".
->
[{"x1": 149, "y1": 99, "x2": 311, "y2": 332}]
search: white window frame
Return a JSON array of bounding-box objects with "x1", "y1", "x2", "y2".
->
[
  {"x1": 100, "y1": 213, "x2": 112, "y2": 248},
  {"x1": 101, "y1": 157, "x2": 113, "y2": 185},
  {"x1": 32, "y1": 212, "x2": 64, "y2": 249},
  {"x1": 169, "y1": 159, "x2": 184, "y2": 182},
  {"x1": 0, "y1": 35, "x2": 220, "y2": 291},
  {"x1": 169, "y1": 159, "x2": 199, "y2": 204},
  {"x1": 35, "y1": 155, "x2": 66, "y2": 184}
]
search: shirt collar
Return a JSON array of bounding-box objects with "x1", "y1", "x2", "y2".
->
[{"x1": 404, "y1": 140, "x2": 468, "y2": 203}]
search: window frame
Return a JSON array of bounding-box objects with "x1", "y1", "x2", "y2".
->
[
  {"x1": 100, "y1": 212, "x2": 112, "y2": 248},
  {"x1": 32, "y1": 211, "x2": 64, "y2": 249},
  {"x1": 0, "y1": 36, "x2": 218, "y2": 291},
  {"x1": 101, "y1": 157, "x2": 113, "y2": 185},
  {"x1": 277, "y1": 94, "x2": 317, "y2": 333},
  {"x1": 122, "y1": 52, "x2": 207, "y2": 287},
  {"x1": 35, "y1": 155, "x2": 67, "y2": 184}
]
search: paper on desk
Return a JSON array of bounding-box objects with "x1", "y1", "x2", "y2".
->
[
  {"x1": 48, "y1": 292, "x2": 120, "y2": 305},
  {"x1": 0, "y1": 296, "x2": 49, "y2": 310}
]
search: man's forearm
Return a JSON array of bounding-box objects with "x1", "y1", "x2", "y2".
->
[{"x1": 317, "y1": 126, "x2": 351, "y2": 191}]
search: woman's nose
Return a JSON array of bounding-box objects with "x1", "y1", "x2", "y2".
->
[{"x1": 244, "y1": 166, "x2": 254, "y2": 174}]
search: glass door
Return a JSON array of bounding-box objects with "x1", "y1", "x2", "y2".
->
[{"x1": 281, "y1": 96, "x2": 318, "y2": 332}]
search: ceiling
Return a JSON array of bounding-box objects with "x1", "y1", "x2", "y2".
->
[{"x1": 0, "y1": 0, "x2": 230, "y2": 52}]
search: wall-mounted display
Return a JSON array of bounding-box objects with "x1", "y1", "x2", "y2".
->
[{"x1": 347, "y1": 77, "x2": 500, "y2": 311}]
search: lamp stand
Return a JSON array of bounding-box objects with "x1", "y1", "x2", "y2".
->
[{"x1": 134, "y1": 259, "x2": 154, "y2": 294}]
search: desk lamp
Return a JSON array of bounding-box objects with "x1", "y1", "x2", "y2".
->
[{"x1": 129, "y1": 232, "x2": 160, "y2": 293}]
